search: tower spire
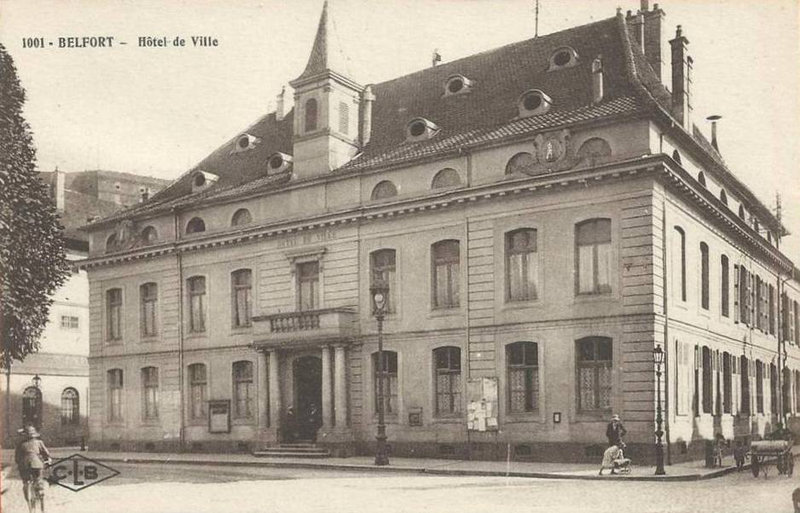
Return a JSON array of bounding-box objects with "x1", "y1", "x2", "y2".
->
[{"x1": 293, "y1": 0, "x2": 352, "y2": 85}]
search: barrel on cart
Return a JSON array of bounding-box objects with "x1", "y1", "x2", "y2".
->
[{"x1": 749, "y1": 440, "x2": 794, "y2": 478}]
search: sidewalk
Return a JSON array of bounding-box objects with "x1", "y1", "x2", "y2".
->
[{"x1": 1, "y1": 448, "x2": 739, "y2": 482}]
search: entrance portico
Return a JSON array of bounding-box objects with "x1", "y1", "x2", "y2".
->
[{"x1": 252, "y1": 308, "x2": 355, "y2": 453}]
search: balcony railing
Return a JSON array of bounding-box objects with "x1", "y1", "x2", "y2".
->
[
  {"x1": 269, "y1": 311, "x2": 321, "y2": 332},
  {"x1": 252, "y1": 308, "x2": 356, "y2": 347}
]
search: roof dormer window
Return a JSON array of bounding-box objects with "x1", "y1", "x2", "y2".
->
[
  {"x1": 267, "y1": 152, "x2": 293, "y2": 174},
  {"x1": 406, "y1": 118, "x2": 439, "y2": 142},
  {"x1": 518, "y1": 90, "x2": 552, "y2": 117},
  {"x1": 191, "y1": 171, "x2": 218, "y2": 193},
  {"x1": 548, "y1": 47, "x2": 579, "y2": 71},
  {"x1": 444, "y1": 75, "x2": 473, "y2": 97},
  {"x1": 232, "y1": 133, "x2": 260, "y2": 154}
]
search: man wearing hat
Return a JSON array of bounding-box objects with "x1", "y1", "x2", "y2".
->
[
  {"x1": 606, "y1": 414, "x2": 627, "y2": 447},
  {"x1": 14, "y1": 425, "x2": 52, "y2": 505}
]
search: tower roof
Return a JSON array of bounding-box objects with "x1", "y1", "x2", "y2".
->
[{"x1": 292, "y1": 0, "x2": 353, "y2": 86}]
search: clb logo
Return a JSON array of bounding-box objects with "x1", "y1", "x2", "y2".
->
[{"x1": 48, "y1": 454, "x2": 120, "y2": 492}]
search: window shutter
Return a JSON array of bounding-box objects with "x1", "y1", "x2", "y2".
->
[{"x1": 734, "y1": 265, "x2": 740, "y2": 323}]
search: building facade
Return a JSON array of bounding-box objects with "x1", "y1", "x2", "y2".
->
[{"x1": 81, "y1": 1, "x2": 800, "y2": 463}]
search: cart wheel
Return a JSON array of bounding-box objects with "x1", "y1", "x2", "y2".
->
[{"x1": 751, "y1": 456, "x2": 760, "y2": 477}]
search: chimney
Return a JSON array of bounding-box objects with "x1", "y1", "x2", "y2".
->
[
  {"x1": 54, "y1": 168, "x2": 65, "y2": 211},
  {"x1": 641, "y1": 3, "x2": 667, "y2": 81},
  {"x1": 275, "y1": 86, "x2": 286, "y2": 121},
  {"x1": 360, "y1": 84, "x2": 375, "y2": 147},
  {"x1": 139, "y1": 187, "x2": 150, "y2": 203},
  {"x1": 669, "y1": 25, "x2": 692, "y2": 129},
  {"x1": 432, "y1": 49, "x2": 442, "y2": 67},
  {"x1": 591, "y1": 57, "x2": 604, "y2": 104},
  {"x1": 707, "y1": 115, "x2": 721, "y2": 151}
]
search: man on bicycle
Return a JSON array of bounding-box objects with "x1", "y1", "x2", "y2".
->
[{"x1": 14, "y1": 425, "x2": 52, "y2": 506}]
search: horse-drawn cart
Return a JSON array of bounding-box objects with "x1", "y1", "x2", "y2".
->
[{"x1": 749, "y1": 440, "x2": 794, "y2": 478}]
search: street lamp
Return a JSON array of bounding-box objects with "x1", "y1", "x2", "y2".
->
[
  {"x1": 653, "y1": 345, "x2": 666, "y2": 475},
  {"x1": 32, "y1": 374, "x2": 42, "y2": 389},
  {"x1": 370, "y1": 279, "x2": 390, "y2": 466}
]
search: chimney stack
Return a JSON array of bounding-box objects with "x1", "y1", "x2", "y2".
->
[
  {"x1": 707, "y1": 115, "x2": 721, "y2": 151},
  {"x1": 591, "y1": 57, "x2": 604, "y2": 104},
  {"x1": 636, "y1": 12, "x2": 646, "y2": 53},
  {"x1": 360, "y1": 84, "x2": 375, "y2": 147},
  {"x1": 669, "y1": 25, "x2": 692, "y2": 129},
  {"x1": 54, "y1": 168, "x2": 65, "y2": 211},
  {"x1": 276, "y1": 86, "x2": 286, "y2": 121},
  {"x1": 139, "y1": 187, "x2": 150, "y2": 203}
]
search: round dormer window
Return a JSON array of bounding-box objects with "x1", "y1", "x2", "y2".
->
[
  {"x1": 523, "y1": 93, "x2": 542, "y2": 111},
  {"x1": 518, "y1": 90, "x2": 552, "y2": 117},
  {"x1": 237, "y1": 136, "x2": 250, "y2": 149},
  {"x1": 553, "y1": 50, "x2": 572, "y2": 67},
  {"x1": 448, "y1": 78, "x2": 464, "y2": 94},
  {"x1": 269, "y1": 154, "x2": 284, "y2": 170},
  {"x1": 194, "y1": 174, "x2": 206, "y2": 187},
  {"x1": 409, "y1": 120, "x2": 427, "y2": 137}
]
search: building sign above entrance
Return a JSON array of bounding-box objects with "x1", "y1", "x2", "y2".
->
[{"x1": 278, "y1": 228, "x2": 337, "y2": 249}]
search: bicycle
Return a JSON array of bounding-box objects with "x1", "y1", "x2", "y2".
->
[{"x1": 24, "y1": 461, "x2": 51, "y2": 513}]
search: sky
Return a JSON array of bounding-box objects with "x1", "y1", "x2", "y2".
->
[{"x1": 1, "y1": 0, "x2": 799, "y2": 257}]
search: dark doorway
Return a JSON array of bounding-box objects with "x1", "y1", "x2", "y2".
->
[
  {"x1": 22, "y1": 386, "x2": 42, "y2": 429},
  {"x1": 291, "y1": 356, "x2": 322, "y2": 442}
]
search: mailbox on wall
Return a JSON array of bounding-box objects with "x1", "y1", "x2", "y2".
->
[{"x1": 408, "y1": 407, "x2": 423, "y2": 427}]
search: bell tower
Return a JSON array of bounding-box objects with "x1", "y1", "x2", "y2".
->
[{"x1": 289, "y1": 0, "x2": 363, "y2": 180}]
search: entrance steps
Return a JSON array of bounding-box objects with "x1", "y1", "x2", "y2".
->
[{"x1": 253, "y1": 442, "x2": 330, "y2": 459}]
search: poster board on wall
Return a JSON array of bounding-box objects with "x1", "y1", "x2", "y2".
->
[
  {"x1": 466, "y1": 377, "x2": 498, "y2": 432},
  {"x1": 208, "y1": 400, "x2": 231, "y2": 433}
]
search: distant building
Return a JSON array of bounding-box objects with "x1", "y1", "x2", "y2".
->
[
  {"x1": 61, "y1": 170, "x2": 168, "y2": 207},
  {"x1": 81, "y1": 1, "x2": 800, "y2": 463},
  {"x1": 2, "y1": 169, "x2": 168, "y2": 447}
]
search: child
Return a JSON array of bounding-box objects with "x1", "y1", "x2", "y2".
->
[
  {"x1": 599, "y1": 442, "x2": 631, "y2": 475},
  {"x1": 733, "y1": 439, "x2": 746, "y2": 471}
]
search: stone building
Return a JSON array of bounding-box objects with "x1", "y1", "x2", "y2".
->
[{"x1": 80, "y1": 1, "x2": 800, "y2": 462}]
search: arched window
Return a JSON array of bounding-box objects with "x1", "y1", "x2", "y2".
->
[
  {"x1": 577, "y1": 137, "x2": 612, "y2": 165},
  {"x1": 698, "y1": 172, "x2": 706, "y2": 187},
  {"x1": 506, "y1": 229, "x2": 538, "y2": 302},
  {"x1": 672, "y1": 150, "x2": 682, "y2": 165},
  {"x1": 231, "y1": 208, "x2": 252, "y2": 227},
  {"x1": 373, "y1": 351, "x2": 398, "y2": 415},
  {"x1": 506, "y1": 342, "x2": 539, "y2": 413},
  {"x1": 575, "y1": 337, "x2": 612, "y2": 412},
  {"x1": 575, "y1": 219, "x2": 612, "y2": 295},
  {"x1": 141, "y1": 226, "x2": 158, "y2": 243},
  {"x1": 305, "y1": 98, "x2": 318, "y2": 132},
  {"x1": 720, "y1": 189, "x2": 728, "y2": 206},
  {"x1": 370, "y1": 249, "x2": 396, "y2": 313},
  {"x1": 231, "y1": 269, "x2": 252, "y2": 328},
  {"x1": 61, "y1": 388, "x2": 80, "y2": 426},
  {"x1": 371, "y1": 180, "x2": 398, "y2": 200},
  {"x1": 431, "y1": 168, "x2": 461, "y2": 189},
  {"x1": 186, "y1": 217, "x2": 206, "y2": 234},
  {"x1": 433, "y1": 347, "x2": 461, "y2": 415},
  {"x1": 232, "y1": 361, "x2": 254, "y2": 419},
  {"x1": 432, "y1": 240, "x2": 460, "y2": 309},
  {"x1": 505, "y1": 152, "x2": 537, "y2": 175},
  {"x1": 673, "y1": 227, "x2": 686, "y2": 302},
  {"x1": 22, "y1": 386, "x2": 42, "y2": 429},
  {"x1": 105, "y1": 233, "x2": 117, "y2": 253},
  {"x1": 188, "y1": 363, "x2": 207, "y2": 420}
]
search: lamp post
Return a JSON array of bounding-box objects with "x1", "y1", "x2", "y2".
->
[
  {"x1": 653, "y1": 345, "x2": 666, "y2": 475},
  {"x1": 370, "y1": 279, "x2": 390, "y2": 466}
]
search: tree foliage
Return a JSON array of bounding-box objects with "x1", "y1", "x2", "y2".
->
[{"x1": 0, "y1": 43, "x2": 69, "y2": 368}]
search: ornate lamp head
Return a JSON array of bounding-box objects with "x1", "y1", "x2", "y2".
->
[
  {"x1": 370, "y1": 279, "x2": 390, "y2": 317},
  {"x1": 653, "y1": 345, "x2": 664, "y2": 366}
]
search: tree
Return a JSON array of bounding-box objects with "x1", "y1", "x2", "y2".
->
[{"x1": 0, "y1": 43, "x2": 69, "y2": 368}]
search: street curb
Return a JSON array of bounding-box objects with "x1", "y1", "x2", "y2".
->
[{"x1": 85, "y1": 455, "x2": 734, "y2": 482}]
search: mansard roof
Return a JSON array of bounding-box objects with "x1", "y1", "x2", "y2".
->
[{"x1": 87, "y1": 10, "x2": 784, "y2": 237}]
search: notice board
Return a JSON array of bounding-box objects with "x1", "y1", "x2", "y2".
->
[{"x1": 466, "y1": 377, "x2": 498, "y2": 432}]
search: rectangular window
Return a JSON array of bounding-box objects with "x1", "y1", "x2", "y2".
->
[
  {"x1": 188, "y1": 277, "x2": 206, "y2": 333},
  {"x1": 740, "y1": 268, "x2": 750, "y2": 325},
  {"x1": 506, "y1": 229, "x2": 538, "y2": 302},
  {"x1": 189, "y1": 363, "x2": 207, "y2": 420},
  {"x1": 676, "y1": 341, "x2": 691, "y2": 415},
  {"x1": 432, "y1": 240, "x2": 460, "y2": 308},
  {"x1": 674, "y1": 227, "x2": 686, "y2": 302},
  {"x1": 693, "y1": 346, "x2": 700, "y2": 417},
  {"x1": 770, "y1": 363, "x2": 778, "y2": 415},
  {"x1": 756, "y1": 361, "x2": 764, "y2": 414},
  {"x1": 769, "y1": 284, "x2": 775, "y2": 335},
  {"x1": 373, "y1": 352, "x2": 398, "y2": 415},
  {"x1": 338, "y1": 101, "x2": 349, "y2": 135},
  {"x1": 141, "y1": 367, "x2": 159, "y2": 421},
  {"x1": 740, "y1": 357, "x2": 751, "y2": 415},
  {"x1": 434, "y1": 347, "x2": 462, "y2": 415},
  {"x1": 231, "y1": 269, "x2": 252, "y2": 328},
  {"x1": 721, "y1": 256, "x2": 729, "y2": 317},
  {"x1": 702, "y1": 347, "x2": 712, "y2": 414},
  {"x1": 507, "y1": 342, "x2": 539, "y2": 413},
  {"x1": 700, "y1": 243, "x2": 709, "y2": 310},
  {"x1": 794, "y1": 300, "x2": 799, "y2": 344},
  {"x1": 722, "y1": 353, "x2": 732, "y2": 414},
  {"x1": 297, "y1": 262, "x2": 319, "y2": 311},
  {"x1": 60, "y1": 315, "x2": 79, "y2": 330},
  {"x1": 371, "y1": 250, "x2": 397, "y2": 313},
  {"x1": 755, "y1": 276, "x2": 763, "y2": 330},
  {"x1": 796, "y1": 371, "x2": 800, "y2": 412},
  {"x1": 577, "y1": 219, "x2": 612, "y2": 295},
  {"x1": 734, "y1": 264, "x2": 740, "y2": 323},
  {"x1": 233, "y1": 361, "x2": 254, "y2": 419},
  {"x1": 576, "y1": 337, "x2": 612, "y2": 412},
  {"x1": 106, "y1": 288, "x2": 122, "y2": 341},
  {"x1": 140, "y1": 283, "x2": 158, "y2": 337},
  {"x1": 782, "y1": 293, "x2": 791, "y2": 342},
  {"x1": 107, "y1": 369, "x2": 123, "y2": 422}
]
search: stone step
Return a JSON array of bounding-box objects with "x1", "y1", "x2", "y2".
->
[
  {"x1": 261, "y1": 446, "x2": 329, "y2": 453},
  {"x1": 252, "y1": 449, "x2": 331, "y2": 459}
]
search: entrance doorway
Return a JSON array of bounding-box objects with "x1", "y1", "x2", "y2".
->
[{"x1": 290, "y1": 356, "x2": 322, "y2": 442}]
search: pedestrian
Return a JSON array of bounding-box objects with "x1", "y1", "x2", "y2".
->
[
  {"x1": 606, "y1": 414, "x2": 627, "y2": 447},
  {"x1": 598, "y1": 442, "x2": 631, "y2": 475},
  {"x1": 284, "y1": 406, "x2": 297, "y2": 443},
  {"x1": 733, "y1": 439, "x2": 746, "y2": 471},
  {"x1": 14, "y1": 425, "x2": 52, "y2": 506},
  {"x1": 712, "y1": 433, "x2": 725, "y2": 467}
]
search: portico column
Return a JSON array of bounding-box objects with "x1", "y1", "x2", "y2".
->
[
  {"x1": 260, "y1": 350, "x2": 270, "y2": 429},
  {"x1": 268, "y1": 350, "x2": 281, "y2": 432},
  {"x1": 334, "y1": 345, "x2": 347, "y2": 428},
  {"x1": 321, "y1": 345, "x2": 333, "y2": 428}
]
